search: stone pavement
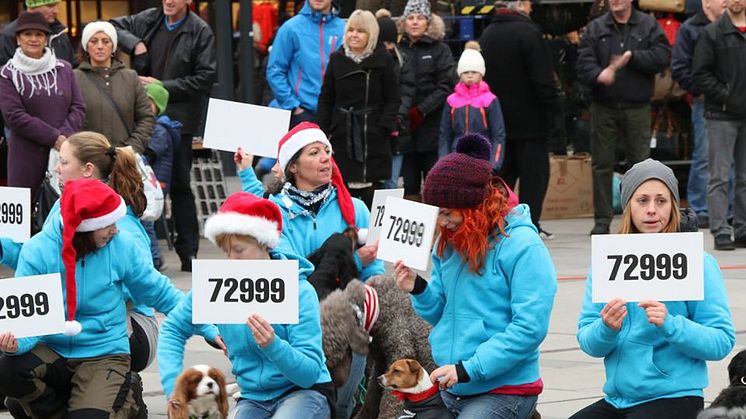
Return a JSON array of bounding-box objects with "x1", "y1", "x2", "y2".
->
[{"x1": 1, "y1": 194, "x2": 744, "y2": 418}]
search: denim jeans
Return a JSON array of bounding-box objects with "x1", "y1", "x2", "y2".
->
[
  {"x1": 335, "y1": 352, "x2": 366, "y2": 419},
  {"x1": 140, "y1": 220, "x2": 161, "y2": 261},
  {"x1": 440, "y1": 391, "x2": 538, "y2": 419},
  {"x1": 687, "y1": 99, "x2": 708, "y2": 215},
  {"x1": 706, "y1": 118, "x2": 746, "y2": 238},
  {"x1": 233, "y1": 389, "x2": 330, "y2": 419},
  {"x1": 383, "y1": 154, "x2": 403, "y2": 189}
]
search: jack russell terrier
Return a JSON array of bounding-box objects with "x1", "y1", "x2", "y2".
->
[{"x1": 378, "y1": 359, "x2": 455, "y2": 419}]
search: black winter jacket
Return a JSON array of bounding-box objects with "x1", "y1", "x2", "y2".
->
[
  {"x1": 0, "y1": 19, "x2": 77, "y2": 67},
  {"x1": 110, "y1": 8, "x2": 217, "y2": 135},
  {"x1": 397, "y1": 34, "x2": 455, "y2": 153},
  {"x1": 479, "y1": 9, "x2": 561, "y2": 140},
  {"x1": 670, "y1": 11, "x2": 710, "y2": 95},
  {"x1": 317, "y1": 47, "x2": 401, "y2": 183},
  {"x1": 576, "y1": 9, "x2": 670, "y2": 106},
  {"x1": 692, "y1": 13, "x2": 746, "y2": 120}
]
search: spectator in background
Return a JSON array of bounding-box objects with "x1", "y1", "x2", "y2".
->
[
  {"x1": 267, "y1": 0, "x2": 345, "y2": 127},
  {"x1": 439, "y1": 41, "x2": 506, "y2": 173},
  {"x1": 576, "y1": 0, "x2": 670, "y2": 235},
  {"x1": 111, "y1": 0, "x2": 217, "y2": 272},
  {"x1": 692, "y1": 0, "x2": 746, "y2": 250},
  {"x1": 74, "y1": 21, "x2": 154, "y2": 154},
  {"x1": 671, "y1": 0, "x2": 728, "y2": 229},
  {"x1": 479, "y1": 0, "x2": 561, "y2": 239},
  {"x1": 0, "y1": 11, "x2": 85, "y2": 202},
  {"x1": 397, "y1": 0, "x2": 455, "y2": 201},
  {"x1": 317, "y1": 9, "x2": 400, "y2": 206},
  {"x1": 0, "y1": 0, "x2": 76, "y2": 67}
]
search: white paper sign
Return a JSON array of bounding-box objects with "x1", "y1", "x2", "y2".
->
[
  {"x1": 192, "y1": 259, "x2": 299, "y2": 324},
  {"x1": 592, "y1": 232, "x2": 704, "y2": 303},
  {"x1": 203, "y1": 98, "x2": 291, "y2": 157},
  {"x1": 0, "y1": 274, "x2": 65, "y2": 338},
  {"x1": 0, "y1": 187, "x2": 31, "y2": 242},
  {"x1": 377, "y1": 197, "x2": 438, "y2": 271},
  {"x1": 366, "y1": 189, "x2": 405, "y2": 245}
]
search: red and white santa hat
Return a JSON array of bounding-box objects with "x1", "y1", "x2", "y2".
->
[
  {"x1": 204, "y1": 192, "x2": 283, "y2": 248},
  {"x1": 276, "y1": 122, "x2": 358, "y2": 232},
  {"x1": 60, "y1": 178, "x2": 127, "y2": 336}
]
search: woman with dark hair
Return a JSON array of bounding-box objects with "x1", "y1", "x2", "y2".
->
[
  {"x1": 395, "y1": 134, "x2": 556, "y2": 419},
  {"x1": 73, "y1": 21, "x2": 153, "y2": 153},
  {"x1": 0, "y1": 11, "x2": 85, "y2": 201}
]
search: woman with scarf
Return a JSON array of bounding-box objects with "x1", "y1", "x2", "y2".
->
[{"x1": 0, "y1": 11, "x2": 85, "y2": 202}]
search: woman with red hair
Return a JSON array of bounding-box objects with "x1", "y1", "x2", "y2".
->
[{"x1": 395, "y1": 133, "x2": 557, "y2": 419}]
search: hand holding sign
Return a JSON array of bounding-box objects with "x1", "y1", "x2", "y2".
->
[
  {"x1": 377, "y1": 198, "x2": 438, "y2": 271},
  {"x1": 0, "y1": 187, "x2": 31, "y2": 242},
  {"x1": 394, "y1": 260, "x2": 417, "y2": 293},
  {"x1": 247, "y1": 314, "x2": 275, "y2": 348},
  {"x1": 0, "y1": 331, "x2": 18, "y2": 353},
  {"x1": 600, "y1": 298, "x2": 627, "y2": 331},
  {"x1": 638, "y1": 300, "x2": 667, "y2": 326}
]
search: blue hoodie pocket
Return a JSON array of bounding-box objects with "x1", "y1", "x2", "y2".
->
[
  {"x1": 430, "y1": 315, "x2": 489, "y2": 367},
  {"x1": 614, "y1": 342, "x2": 672, "y2": 401}
]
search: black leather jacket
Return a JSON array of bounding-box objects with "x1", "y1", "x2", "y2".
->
[
  {"x1": 577, "y1": 9, "x2": 670, "y2": 106},
  {"x1": 692, "y1": 12, "x2": 746, "y2": 120},
  {"x1": 111, "y1": 8, "x2": 217, "y2": 135}
]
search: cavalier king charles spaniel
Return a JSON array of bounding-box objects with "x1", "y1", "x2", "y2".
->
[{"x1": 168, "y1": 364, "x2": 229, "y2": 419}]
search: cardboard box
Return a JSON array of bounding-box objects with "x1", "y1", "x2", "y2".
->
[{"x1": 541, "y1": 154, "x2": 594, "y2": 220}]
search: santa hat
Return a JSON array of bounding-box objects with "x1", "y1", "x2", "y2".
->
[
  {"x1": 60, "y1": 179, "x2": 126, "y2": 336},
  {"x1": 204, "y1": 192, "x2": 283, "y2": 248},
  {"x1": 277, "y1": 122, "x2": 358, "y2": 230}
]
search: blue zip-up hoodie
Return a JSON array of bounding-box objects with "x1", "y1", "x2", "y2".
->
[
  {"x1": 157, "y1": 249, "x2": 331, "y2": 398},
  {"x1": 146, "y1": 115, "x2": 181, "y2": 194},
  {"x1": 266, "y1": 1, "x2": 344, "y2": 113},
  {"x1": 577, "y1": 252, "x2": 735, "y2": 409},
  {"x1": 11, "y1": 210, "x2": 185, "y2": 358},
  {"x1": 239, "y1": 168, "x2": 384, "y2": 280},
  {"x1": 411, "y1": 204, "x2": 557, "y2": 395}
]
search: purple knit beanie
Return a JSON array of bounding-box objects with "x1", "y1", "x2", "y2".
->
[{"x1": 423, "y1": 134, "x2": 493, "y2": 208}]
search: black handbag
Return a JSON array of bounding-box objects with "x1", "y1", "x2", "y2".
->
[{"x1": 31, "y1": 177, "x2": 59, "y2": 235}]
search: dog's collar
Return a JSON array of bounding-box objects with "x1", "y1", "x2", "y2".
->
[{"x1": 391, "y1": 384, "x2": 440, "y2": 403}]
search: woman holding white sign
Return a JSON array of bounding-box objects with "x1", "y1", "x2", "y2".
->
[
  {"x1": 0, "y1": 178, "x2": 184, "y2": 418},
  {"x1": 157, "y1": 192, "x2": 334, "y2": 418},
  {"x1": 394, "y1": 134, "x2": 557, "y2": 419},
  {"x1": 571, "y1": 159, "x2": 735, "y2": 419}
]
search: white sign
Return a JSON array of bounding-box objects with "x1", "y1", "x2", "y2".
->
[
  {"x1": 203, "y1": 98, "x2": 291, "y2": 158},
  {"x1": 592, "y1": 232, "x2": 704, "y2": 303},
  {"x1": 377, "y1": 197, "x2": 438, "y2": 271},
  {"x1": 0, "y1": 274, "x2": 65, "y2": 338},
  {"x1": 0, "y1": 187, "x2": 30, "y2": 242},
  {"x1": 192, "y1": 259, "x2": 299, "y2": 324},
  {"x1": 366, "y1": 189, "x2": 405, "y2": 245}
]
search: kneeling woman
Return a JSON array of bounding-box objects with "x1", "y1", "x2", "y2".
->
[{"x1": 157, "y1": 192, "x2": 334, "y2": 418}]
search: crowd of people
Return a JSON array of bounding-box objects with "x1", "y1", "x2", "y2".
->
[{"x1": 0, "y1": 0, "x2": 743, "y2": 417}]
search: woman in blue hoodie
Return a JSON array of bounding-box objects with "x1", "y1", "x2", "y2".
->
[
  {"x1": 157, "y1": 192, "x2": 333, "y2": 418},
  {"x1": 0, "y1": 178, "x2": 184, "y2": 418},
  {"x1": 571, "y1": 159, "x2": 735, "y2": 419},
  {"x1": 395, "y1": 133, "x2": 557, "y2": 419}
]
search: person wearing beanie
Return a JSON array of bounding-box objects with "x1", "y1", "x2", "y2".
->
[
  {"x1": 316, "y1": 9, "x2": 401, "y2": 206},
  {"x1": 73, "y1": 20, "x2": 154, "y2": 154},
  {"x1": 0, "y1": 178, "x2": 185, "y2": 418},
  {"x1": 439, "y1": 40, "x2": 506, "y2": 175},
  {"x1": 235, "y1": 121, "x2": 382, "y2": 418},
  {"x1": 0, "y1": 10, "x2": 85, "y2": 203},
  {"x1": 397, "y1": 0, "x2": 455, "y2": 201},
  {"x1": 572, "y1": 158, "x2": 735, "y2": 419},
  {"x1": 394, "y1": 134, "x2": 557, "y2": 418},
  {"x1": 157, "y1": 192, "x2": 334, "y2": 418}
]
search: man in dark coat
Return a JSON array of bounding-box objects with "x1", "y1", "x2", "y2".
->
[
  {"x1": 111, "y1": 0, "x2": 217, "y2": 271},
  {"x1": 576, "y1": 0, "x2": 670, "y2": 235},
  {"x1": 479, "y1": 0, "x2": 561, "y2": 237}
]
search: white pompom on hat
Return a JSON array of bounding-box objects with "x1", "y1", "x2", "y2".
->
[
  {"x1": 60, "y1": 179, "x2": 127, "y2": 336},
  {"x1": 204, "y1": 192, "x2": 283, "y2": 248},
  {"x1": 81, "y1": 21, "x2": 118, "y2": 52}
]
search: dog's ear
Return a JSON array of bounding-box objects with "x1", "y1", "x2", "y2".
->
[
  {"x1": 167, "y1": 391, "x2": 189, "y2": 419},
  {"x1": 213, "y1": 369, "x2": 229, "y2": 418},
  {"x1": 349, "y1": 326, "x2": 371, "y2": 356},
  {"x1": 405, "y1": 359, "x2": 421, "y2": 374}
]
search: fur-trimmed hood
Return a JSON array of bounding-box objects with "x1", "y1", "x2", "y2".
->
[{"x1": 398, "y1": 13, "x2": 445, "y2": 41}]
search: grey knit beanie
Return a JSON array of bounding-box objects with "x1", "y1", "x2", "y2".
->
[
  {"x1": 621, "y1": 159, "x2": 679, "y2": 207},
  {"x1": 403, "y1": 0, "x2": 431, "y2": 18}
]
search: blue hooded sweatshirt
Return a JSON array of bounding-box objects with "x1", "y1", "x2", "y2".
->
[
  {"x1": 12, "y1": 210, "x2": 185, "y2": 358},
  {"x1": 266, "y1": 1, "x2": 344, "y2": 113},
  {"x1": 577, "y1": 252, "x2": 735, "y2": 409},
  {"x1": 239, "y1": 168, "x2": 384, "y2": 280},
  {"x1": 157, "y1": 249, "x2": 331, "y2": 399},
  {"x1": 411, "y1": 204, "x2": 557, "y2": 395},
  {"x1": 146, "y1": 115, "x2": 182, "y2": 194}
]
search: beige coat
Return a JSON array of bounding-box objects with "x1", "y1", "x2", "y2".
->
[{"x1": 74, "y1": 60, "x2": 153, "y2": 153}]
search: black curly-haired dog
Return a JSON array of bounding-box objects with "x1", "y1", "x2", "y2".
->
[
  {"x1": 306, "y1": 228, "x2": 360, "y2": 301},
  {"x1": 698, "y1": 349, "x2": 746, "y2": 419}
]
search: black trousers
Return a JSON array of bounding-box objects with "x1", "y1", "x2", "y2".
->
[
  {"x1": 172, "y1": 133, "x2": 199, "y2": 261},
  {"x1": 402, "y1": 151, "x2": 438, "y2": 196},
  {"x1": 500, "y1": 138, "x2": 549, "y2": 230},
  {"x1": 569, "y1": 396, "x2": 704, "y2": 419}
]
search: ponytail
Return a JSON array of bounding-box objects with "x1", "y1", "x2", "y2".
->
[{"x1": 109, "y1": 148, "x2": 146, "y2": 217}]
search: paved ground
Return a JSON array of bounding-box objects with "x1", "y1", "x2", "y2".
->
[{"x1": 1, "y1": 178, "x2": 744, "y2": 418}]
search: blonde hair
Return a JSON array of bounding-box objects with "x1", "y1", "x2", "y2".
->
[
  {"x1": 617, "y1": 188, "x2": 681, "y2": 234},
  {"x1": 215, "y1": 233, "x2": 267, "y2": 254},
  {"x1": 66, "y1": 131, "x2": 146, "y2": 216},
  {"x1": 344, "y1": 10, "x2": 379, "y2": 54}
]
